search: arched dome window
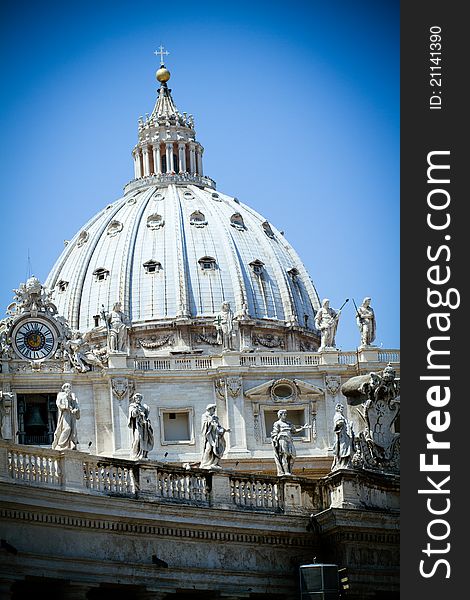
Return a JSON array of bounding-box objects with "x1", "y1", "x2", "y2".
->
[
  {"x1": 143, "y1": 260, "x2": 162, "y2": 274},
  {"x1": 107, "y1": 220, "x2": 123, "y2": 237},
  {"x1": 190, "y1": 211, "x2": 208, "y2": 228},
  {"x1": 57, "y1": 280, "x2": 69, "y2": 292},
  {"x1": 93, "y1": 268, "x2": 110, "y2": 282},
  {"x1": 230, "y1": 213, "x2": 245, "y2": 230},
  {"x1": 249, "y1": 259, "x2": 265, "y2": 275},
  {"x1": 76, "y1": 230, "x2": 89, "y2": 247},
  {"x1": 147, "y1": 213, "x2": 165, "y2": 230},
  {"x1": 198, "y1": 256, "x2": 217, "y2": 271},
  {"x1": 287, "y1": 267, "x2": 299, "y2": 282},
  {"x1": 262, "y1": 221, "x2": 275, "y2": 239}
]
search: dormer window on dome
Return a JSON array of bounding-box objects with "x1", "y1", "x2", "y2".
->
[
  {"x1": 107, "y1": 220, "x2": 123, "y2": 237},
  {"x1": 262, "y1": 222, "x2": 275, "y2": 239},
  {"x1": 76, "y1": 231, "x2": 89, "y2": 247},
  {"x1": 147, "y1": 214, "x2": 165, "y2": 230},
  {"x1": 250, "y1": 259, "x2": 265, "y2": 275},
  {"x1": 143, "y1": 260, "x2": 162, "y2": 274},
  {"x1": 93, "y1": 268, "x2": 109, "y2": 282},
  {"x1": 288, "y1": 268, "x2": 300, "y2": 282},
  {"x1": 190, "y1": 211, "x2": 207, "y2": 228},
  {"x1": 230, "y1": 213, "x2": 245, "y2": 230},
  {"x1": 57, "y1": 280, "x2": 69, "y2": 292},
  {"x1": 199, "y1": 256, "x2": 217, "y2": 271}
]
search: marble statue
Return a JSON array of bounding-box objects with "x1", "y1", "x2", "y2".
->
[
  {"x1": 340, "y1": 365, "x2": 400, "y2": 473},
  {"x1": 8, "y1": 276, "x2": 57, "y2": 316},
  {"x1": 64, "y1": 330, "x2": 107, "y2": 372},
  {"x1": 0, "y1": 391, "x2": 14, "y2": 440},
  {"x1": 356, "y1": 297, "x2": 376, "y2": 346},
  {"x1": 128, "y1": 393, "x2": 154, "y2": 460},
  {"x1": 52, "y1": 383, "x2": 80, "y2": 450},
  {"x1": 102, "y1": 302, "x2": 130, "y2": 353},
  {"x1": 215, "y1": 301, "x2": 235, "y2": 350},
  {"x1": 314, "y1": 299, "x2": 340, "y2": 350},
  {"x1": 271, "y1": 409, "x2": 311, "y2": 476},
  {"x1": 331, "y1": 403, "x2": 354, "y2": 470},
  {"x1": 200, "y1": 403, "x2": 230, "y2": 469}
]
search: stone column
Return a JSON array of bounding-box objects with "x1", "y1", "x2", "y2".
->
[
  {"x1": 178, "y1": 142, "x2": 186, "y2": 173},
  {"x1": 133, "y1": 151, "x2": 141, "y2": 178},
  {"x1": 189, "y1": 143, "x2": 196, "y2": 175},
  {"x1": 153, "y1": 144, "x2": 161, "y2": 174},
  {"x1": 142, "y1": 146, "x2": 151, "y2": 177},
  {"x1": 165, "y1": 143, "x2": 174, "y2": 173},
  {"x1": 196, "y1": 147, "x2": 203, "y2": 175}
]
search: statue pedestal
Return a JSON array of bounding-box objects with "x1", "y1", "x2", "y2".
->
[
  {"x1": 108, "y1": 352, "x2": 128, "y2": 369},
  {"x1": 358, "y1": 346, "x2": 379, "y2": 362},
  {"x1": 319, "y1": 348, "x2": 339, "y2": 365},
  {"x1": 322, "y1": 468, "x2": 400, "y2": 511},
  {"x1": 221, "y1": 351, "x2": 240, "y2": 367}
]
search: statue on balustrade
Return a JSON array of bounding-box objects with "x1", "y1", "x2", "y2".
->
[
  {"x1": 314, "y1": 298, "x2": 341, "y2": 350},
  {"x1": 128, "y1": 393, "x2": 154, "y2": 460},
  {"x1": 331, "y1": 403, "x2": 355, "y2": 471},
  {"x1": 355, "y1": 297, "x2": 376, "y2": 347},
  {"x1": 52, "y1": 383, "x2": 80, "y2": 450},
  {"x1": 271, "y1": 409, "x2": 311, "y2": 476},
  {"x1": 200, "y1": 403, "x2": 230, "y2": 469}
]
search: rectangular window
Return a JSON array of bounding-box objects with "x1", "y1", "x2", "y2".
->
[
  {"x1": 159, "y1": 408, "x2": 194, "y2": 445},
  {"x1": 262, "y1": 407, "x2": 309, "y2": 443}
]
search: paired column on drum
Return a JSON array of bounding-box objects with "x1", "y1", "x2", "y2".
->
[{"x1": 133, "y1": 141, "x2": 203, "y2": 178}]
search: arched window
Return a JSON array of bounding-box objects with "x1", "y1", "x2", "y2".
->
[
  {"x1": 147, "y1": 214, "x2": 165, "y2": 230},
  {"x1": 262, "y1": 221, "x2": 275, "y2": 239},
  {"x1": 230, "y1": 213, "x2": 245, "y2": 230},
  {"x1": 190, "y1": 211, "x2": 208, "y2": 228},
  {"x1": 287, "y1": 267, "x2": 299, "y2": 282},
  {"x1": 106, "y1": 220, "x2": 123, "y2": 237},
  {"x1": 57, "y1": 280, "x2": 69, "y2": 292},
  {"x1": 76, "y1": 230, "x2": 89, "y2": 247}
]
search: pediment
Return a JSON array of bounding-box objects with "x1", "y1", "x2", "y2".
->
[{"x1": 244, "y1": 378, "x2": 323, "y2": 401}]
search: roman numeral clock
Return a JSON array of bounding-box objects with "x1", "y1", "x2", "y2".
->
[{"x1": 11, "y1": 317, "x2": 59, "y2": 361}]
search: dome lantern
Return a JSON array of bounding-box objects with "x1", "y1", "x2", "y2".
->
[{"x1": 130, "y1": 48, "x2": 211, "y2": 189}]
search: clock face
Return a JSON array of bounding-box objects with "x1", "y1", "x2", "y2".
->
[{"x1": 12, "y1": 318, "x2": 58, "y2": 360}]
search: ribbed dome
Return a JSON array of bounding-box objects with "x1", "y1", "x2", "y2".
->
[{"x1": 45, "y1": 182, "x2": 321, "y2": 332}]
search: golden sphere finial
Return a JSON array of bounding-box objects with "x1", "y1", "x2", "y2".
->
[{"x1": 156, "y1": 65, "x2": 171, "y2": 83}]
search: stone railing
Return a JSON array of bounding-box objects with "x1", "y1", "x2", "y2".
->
[
  {"x1": 132, "y1": 349, "x2": 400, "y2": 371},
  {"x1": 0, "y1": 442, "x2": 400, "y2": 514},
  {"x1": 6, "y1": 445, "x2": 62, "y2": 487},
  {"x1": 124, "y1": 173, "x2": 216, "y2": 195},
  {"x1": 230, "y1": 474, "x2": 284, "y2": 511},
  {"x1": 134, "y1": 356, "x2": 213, "y2": 371},
  {"x1": 0, "y1": 442, "x2": 316, "y2": 514}
]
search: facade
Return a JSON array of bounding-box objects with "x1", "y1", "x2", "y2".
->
[{"x1": 0, "y1": 60, "x2": 399, "y2": 599}]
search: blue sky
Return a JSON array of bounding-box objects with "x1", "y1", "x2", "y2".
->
[{"x1": 0, "y1": 0, "x2": 399, "y2": 350}]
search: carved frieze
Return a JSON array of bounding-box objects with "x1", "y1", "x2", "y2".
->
[
  {"x1": 253, "y1": 333, "x2": 284, "y2": 349},
  {"x1": 136, "y1": 334, "x2": 174, "y2": 349}
]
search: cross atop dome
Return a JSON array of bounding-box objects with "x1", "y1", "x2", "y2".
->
[{"x1": 154, "y1": 45, "x2": 170, "y2": 66}]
